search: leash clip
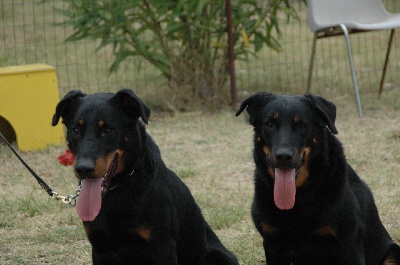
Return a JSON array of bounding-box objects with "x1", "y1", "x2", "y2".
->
[{"x1": 51, "y1": 182, "x2": 81, "y2": 207}]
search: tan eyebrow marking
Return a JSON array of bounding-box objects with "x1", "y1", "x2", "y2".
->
[{"x1": 294, "y1": 114, "x2": 300, "y2": 123}]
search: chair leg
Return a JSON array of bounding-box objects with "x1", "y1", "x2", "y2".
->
[
  {"x1": 340, "y1": 24, "x2": 363, "y2": 118},
  {"x1": 307, "y1": 34, "x2": 318, "y2": 93},
  {"x1": 379, "y1": 29, "x2": 395, "y2": 95}
]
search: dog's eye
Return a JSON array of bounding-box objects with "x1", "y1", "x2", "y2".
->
[
  {"x1": 72, "y1": 128, "x2": 80, "y2": 135},
  {"x1": 101, "y1": 127, "x2": 113, "y2": 136},
  {"x1": 298, "y1": 123, "x2": 307, "y2": 129},
  {"x1": 265, "y1": 122, "x2": 274, "y2": 128}
]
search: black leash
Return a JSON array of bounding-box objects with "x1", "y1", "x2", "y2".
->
[
  {"x1": 0, "y1": 132, "x2": 53, "y2": 195},
  {"x1": 0, "y1": 132, "x2": 80, "y2": 206}
]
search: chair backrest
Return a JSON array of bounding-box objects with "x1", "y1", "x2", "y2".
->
[{"x1": 307, "y1": 0, "x2": 389, "y2": 32}]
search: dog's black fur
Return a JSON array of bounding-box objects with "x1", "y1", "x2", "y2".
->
[
  {"x1": 52, "y1": 89, "x2": 239, "y2": 265},
  {"x1": 236, "y1": 92, "x2": 400, "y2": 265}
]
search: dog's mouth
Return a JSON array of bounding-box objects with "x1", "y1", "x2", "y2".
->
[
  {"x1": 271, "y1": 151, "x2": 306, "y2": 211},
  {"x1": 76, "y1": 153, "x2": 119, "y2": 222},
  {"x1": 101, "y1": 153, "x2": 119, "y2": 197},
  {"x1": 294, "y1": 157, "x2": 305, "y2": 177}
]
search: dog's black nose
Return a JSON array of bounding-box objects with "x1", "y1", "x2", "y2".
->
[
  {"x1": 75, "y1": 161, "x2": 95, "y2": 178},
  {"x1": 275, "y1": 148, "x2": 293, "y2": 165}
]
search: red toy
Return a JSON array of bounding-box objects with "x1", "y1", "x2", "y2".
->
[{"x1": 58, "y1": 149, "x2": 74, "y2": 166}]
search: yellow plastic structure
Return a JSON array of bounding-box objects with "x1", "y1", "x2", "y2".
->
[{"x1": 0, "y1": 64, "x2": 65, "y2": 151}]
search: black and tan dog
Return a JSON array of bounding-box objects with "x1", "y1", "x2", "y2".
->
[
  {"x1": 52, "y1": 89, "x2": 239, "y2": 265},
  {"x1": 236, "y1": 92, "x2": 400, "y2": 265}
]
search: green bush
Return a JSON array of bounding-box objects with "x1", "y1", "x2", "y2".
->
[{"x1": 56, "y1": 0, "x2": 301, "y2": 109}]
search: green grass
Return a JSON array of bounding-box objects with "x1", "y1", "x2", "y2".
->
[{"x1": 1, "y1": 88, "x2": 399, "y2": 264}]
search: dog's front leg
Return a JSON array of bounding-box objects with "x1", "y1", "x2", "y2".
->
[
  {"x1": 151, "y1": 237, "x2": 178, "y2": 265},
  {"x1": 92, "y1": 249, "x2": 100, "y2": 265},
  {"x1": 262, "y1": 237, "x2": 292, "y2": 265}
]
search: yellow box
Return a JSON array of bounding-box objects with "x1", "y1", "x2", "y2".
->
[{"x1": 0, "y1": 64, "x2": 65, "y2": 151}]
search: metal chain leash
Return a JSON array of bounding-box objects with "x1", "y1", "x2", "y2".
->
[{"x1": 51, "y1": 182, "x2": 81, "y2": 206}]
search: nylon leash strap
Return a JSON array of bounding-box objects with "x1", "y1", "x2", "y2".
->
[{"x1": 0, "y1": 132, "x2": 80, "y2": 206}]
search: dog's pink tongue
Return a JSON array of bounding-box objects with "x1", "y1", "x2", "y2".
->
[
  {"x1": 274, "y1": 168, "x2": 296, "y2": 210},
  {"x1": 76, "y1": 178, "x2": 102, "y2": 221}
]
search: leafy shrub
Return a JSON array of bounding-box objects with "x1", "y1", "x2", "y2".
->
[{"x1": 57, "y1": 0, "x2": 301, "y2": 109}]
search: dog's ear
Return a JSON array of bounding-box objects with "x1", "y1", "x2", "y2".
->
[
  {"x1": 303, "y1": 94, "x2": 338, "y2": 134},
  {"x1": 236, "y1": 92, "x2": 274, "y2": 125},
  {"x1": 115, "y1": 89, "x2": 151, "y2": 124},
  {"x1": 52, "y1": 90, "x2": 86, "y2": 126}
]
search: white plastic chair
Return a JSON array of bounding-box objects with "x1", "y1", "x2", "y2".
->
[{"x1": 306, "y1": 0, "x2": 400, "y2": 117}]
